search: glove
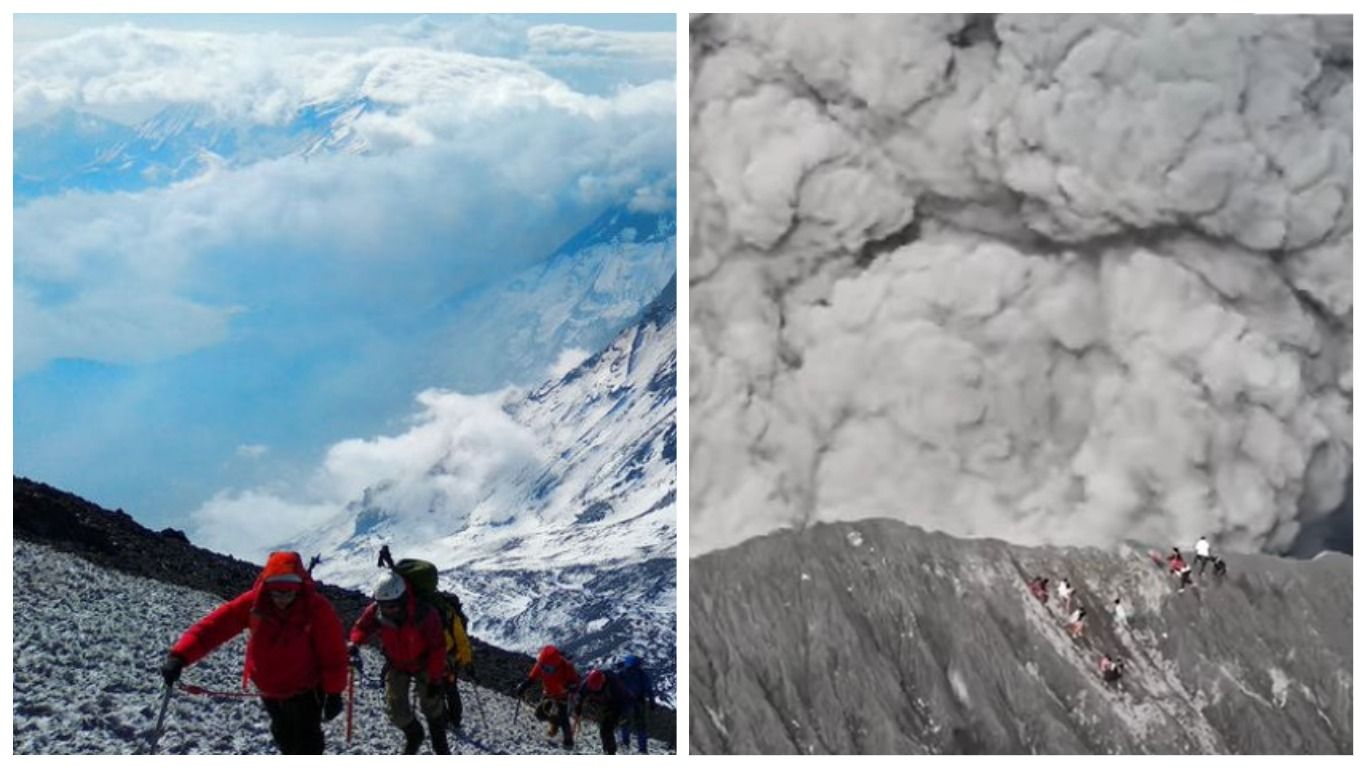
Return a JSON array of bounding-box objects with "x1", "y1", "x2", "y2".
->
[
  {"x1": 323, "y1": 692, "x2": 344, "y2": 722},
  {"x1": 160, "y1": 654, "x2": 185, "y2": 686},
  {"x1": 513, "y1": 679, "x2": 531, "y2": 698},
  {"x1": 347, "y1": 645, "x2": 364, "y2": 671}
]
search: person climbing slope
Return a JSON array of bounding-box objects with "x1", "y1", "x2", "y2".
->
[
  {"x1": 1067, "y1": 606, "x2": 1087, "y2": 638},
  {"x1": 377, "y1": 544, "x2": 395, "y2": 569},
  {"x1": 1195, "y1": 535, "x2": 1213, "y2": 576},
  {"x1": 573, "y1": 668, "x2": 632, "y2": 755},
  {"x1": 1168, "y1": 548, "x2": 1193, "y2": 592},
  {"x1": 1099, "y1": 654, "x2": 1125, "y2": 685},
  {"x1": 160, "y1": 551, "x2": 348, "y2": 754},
  {"x1": 349, "y1": 572, "x2": 451, "y2": 754},
  {"x1": 616, "y1": 654, "x2": 655, "y2": 754},
  {"x1": 1027, "y1": 576, "x2": 1049, "y2": 604},
  {"x1": 1111, "y1": 596, "x2": 1129, "y2": 628},
  {"x1": 1057, "y1": 578, "x2": 1075, "y2": 612},
  {"x1": 514, "y1": 645, "x2": 581, "y2": 751}
]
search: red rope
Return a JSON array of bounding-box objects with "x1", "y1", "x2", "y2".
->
[{"x1": 177, "y1": 683, "x2": 261, "y2": 699}]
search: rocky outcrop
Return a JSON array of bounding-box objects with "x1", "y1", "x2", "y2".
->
[{"x1": 691, "y1": 519, "x2": 1351, "y2": 754}]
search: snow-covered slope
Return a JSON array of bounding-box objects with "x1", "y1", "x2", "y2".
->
[
  {"x1": 287, "y1": 279, "x2": 678, "y2": 702},
  {"x1": 12, "y1": 539, "x2": 673, "y2": 755},
  {"x1": 422, "y1": 204, "x2": 677, "y2": 393}
]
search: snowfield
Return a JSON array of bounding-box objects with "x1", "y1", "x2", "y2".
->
[{"x1": 12, "y1": 540, "x2": 673, "y2": 755}]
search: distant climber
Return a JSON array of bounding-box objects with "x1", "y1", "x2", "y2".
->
[
  {"x1": 1112, "y1": 597, "x2": 1129, "y2": 628},
  {"x1": 1067, "y1": 606, "x2": 1087, "y2": 638},
  {"x1": 306, "y1": 554, "x2": 322, "y2": 575},
  {"x1": 160, "y1": 551, "x2": 347, "y2": 754},
  {"x1": 1028, "y1": 576, "x2": 1049, "y2": 604},
  {"x1": 1099, "y1": 654, "x2": 1125, "y2": 685},
  {"x1": 574, "y1": 668, "x2": 632, "y2": 754},
  {"x1": 616, "y1": 654, "x2": 655, "y2": 753},
  {"x1": 1213, "y1": 557, "x2": 1228, "y2": 581},
  {"x1": 349, "y1": 572, "x2": 451, "y2": 754},
  {"x1": 1167, "y1": 548, "x2": 1193, "y2": 591},
  {"x1": 514, "y1": 645, "x2": 581, "y2": 751},
  {"x1": 378, "y1": 544, "x2": 395, "y2": 569},
  {"x1": 1195, "y1": 536, "x2": 1213, "y2": 575},
  {"x1": 1057, "y1": 578, "x2": 1075, "y2": 612}
]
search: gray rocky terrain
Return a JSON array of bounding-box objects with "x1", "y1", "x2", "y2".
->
[{"x1": 691, "y1": 519, "x2": 1351, "y2": 754}]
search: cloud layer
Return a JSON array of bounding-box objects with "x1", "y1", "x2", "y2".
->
[{"x1": 690, "y1": 14, "x2": 1351, "y2": 556}]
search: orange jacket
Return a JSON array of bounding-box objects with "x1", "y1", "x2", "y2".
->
[
  {"x1": 170, "y1": 552, "x2": 348, "y2": 699},
  {"x1": 527, "y1": 646, "x2": 580, "y2": 701}
]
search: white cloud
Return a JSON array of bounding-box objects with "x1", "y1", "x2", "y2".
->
[
  {"x1": 236, "y1": 444, "x2": 269, "y2": 460},
  {"x1": 192, "y1": 388, "x2": 546, "y2": 559},
  {"x1": 546, "y1": 347, "x2": 591, "y2": 380}
]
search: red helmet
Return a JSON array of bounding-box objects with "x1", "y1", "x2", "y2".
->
[
  {"x1": 538, "y1": 645, "x2": 560, "y2": 663},
  {"x1": 585, "y1": 669, "x2": 606, "y2": 692}
]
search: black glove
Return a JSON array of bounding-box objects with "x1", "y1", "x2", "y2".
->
[
  {"x1": 323, "y1": 692, "x2": 344, "y2": 722},
  {"x1": 513, "y1": 679, "x2": 531, "y2": 698},
  {"x1": 347, "y1": 645, "x2": 364, "y2": 671},
  {"x1": 160, "y1": 654, "x2": 185, "y2": 686}
]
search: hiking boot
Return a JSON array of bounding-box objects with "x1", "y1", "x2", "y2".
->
[
  {"x1": 402, "y1": 720, "x2": 425, "y2": 754},
  {"x1": 547, "y1": 721, "x2": 559, "y2": 738},
  {"x1": 561, "y1": 738, "x2": 574, "y2": 751},
  {"x1": 428, "y1": 717, "x2": 451, "y2": 755}
]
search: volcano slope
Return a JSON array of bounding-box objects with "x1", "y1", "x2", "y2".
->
[{"x1": 690, "y1": 519, "x2": 1351, "y2": 754}]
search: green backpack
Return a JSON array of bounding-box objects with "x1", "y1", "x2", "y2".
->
[{"x1": 391, "y1": 558, "x2": 473, "y2": 667}]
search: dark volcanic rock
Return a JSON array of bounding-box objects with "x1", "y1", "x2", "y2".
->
[
  {"x1": 690, "y1": 519, "x2": 1352, "y2": 754},
  {"x1": 12, "y1": 477, "x2": 676, "y2": 747}
]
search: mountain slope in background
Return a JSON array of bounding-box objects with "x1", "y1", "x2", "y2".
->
[
  {"x1": 422, "y1": 203, "x2": 677, "y2": 394},
  {"x1": 11, "y1": 479, "x2": 677, "y2": 753},
  {"x1": 290, "y1": 278, "x2": 678, "y2": 702},
  {"x1": 691, "y1": 519, "x2": 1350, "y2": 754}
]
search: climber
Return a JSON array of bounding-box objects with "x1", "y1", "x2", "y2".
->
[
  {"x1": 1195, "y1": 535, "x2": 1213, "y2": 576},
  {"x1": 1067, "y1": 606, "x2": 1087, "y2": 638},
  {"x1": 1111, "y1": 597, "x2": 1129, "y2": 628},
  {"x1": 616, "y1": 654, "x2": 655, "y2": 753},
  {"x1": 349, "y1": 572, "x2": 451, "y2": 754},
  {"x1": 1099, "y1": 654, "x2": 1125, "y2": 685},
  {"x1": 1213, "y1": 557, "x2": 1228, "y2": 580},
  {"x1": 377, "y1": 544, "x2": 395, "y2": 569},
  {"x1": 514, "y1": 645, "x2": 581, "y2": 751},
  {"x1": 1057, "y1": 578, "x2": 1075, "y2": 612},
  {"x1": 573, "y1": 668, "x2": 632, "y2": 755},
  {"x1": 1027, "y1": 576, "x2": 1049, "y2": 604},
  {"x1": 1168, "y1": 548, "x2": 1193, "y2": 592},
  {"x1": 160, "y1": 552, "x2": 348, "y2": 754}
]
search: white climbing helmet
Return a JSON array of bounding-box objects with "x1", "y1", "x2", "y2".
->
[{"x1": 374, "y1": 572, "x2": 406, "y2": 602}]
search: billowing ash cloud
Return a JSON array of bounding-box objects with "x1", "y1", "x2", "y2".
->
[{"x1": 690, "y1": 14, "x2": 1351, "y2": 557}]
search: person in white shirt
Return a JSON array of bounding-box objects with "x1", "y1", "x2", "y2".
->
[
  {"x1": 1057, "y1": 579, "x2": 1075, "y2": 612},
  {"x1": 1195, "y1": 536, "x2": 1213, "y2": 576},
  {"x1": 1112, "y1": 597, "x2": 1129, "y2": 627}
]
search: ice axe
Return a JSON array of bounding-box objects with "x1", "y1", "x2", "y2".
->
[{"x1": 147, "y1": 682, "x2": 175, "y2": 754}]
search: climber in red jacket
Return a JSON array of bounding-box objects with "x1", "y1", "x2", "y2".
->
[
  {"x1": 514, "y1": 644, "x2": 582, "y2": 750},
  {"x1": 160, "y1": 551, "x2": 348, "y2": 754},
  {"x1": 349, "y1": 571, "x2": 451, "y2": 754}
]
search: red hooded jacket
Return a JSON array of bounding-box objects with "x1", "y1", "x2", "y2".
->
[
  {"x1": 349, "y1": 590, "x2": 446, "y2": 681},
  {"x1": 170, "y1": 551, "x2": 348, "y2": 699},
  {"x1": 527, "y1": 646, "x2": 580, "y2": 701}
]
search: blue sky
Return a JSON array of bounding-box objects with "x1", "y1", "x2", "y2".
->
[{"x1": 12, "y1": 14, "x2": 675, "y2": 540}]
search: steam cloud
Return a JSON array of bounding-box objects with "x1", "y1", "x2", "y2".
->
[{"x1": 690, "y1": 14, "x2": 1351, "y2": 556}]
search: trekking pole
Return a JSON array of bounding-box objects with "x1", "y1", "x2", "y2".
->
[
  {"x1": 147, "y1": 682, "x2": 175, "y2": 754},
  {"x1": 512, "y1": 697, "x2": 522, "y2": 728},
  {"x1": 346, "y1": 665, "x2": 356, "y2": 746}
]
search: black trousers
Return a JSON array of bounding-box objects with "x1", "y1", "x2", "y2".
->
[
  {"x1": 261, "y1": 689, "x2": 325, "y2": 755},
  {"x1": 534, "y1": 698, "x2": 573, "y2": 746},
  {"x1": 596, "y1": 706, "x2": 623, "y2": 755}
]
